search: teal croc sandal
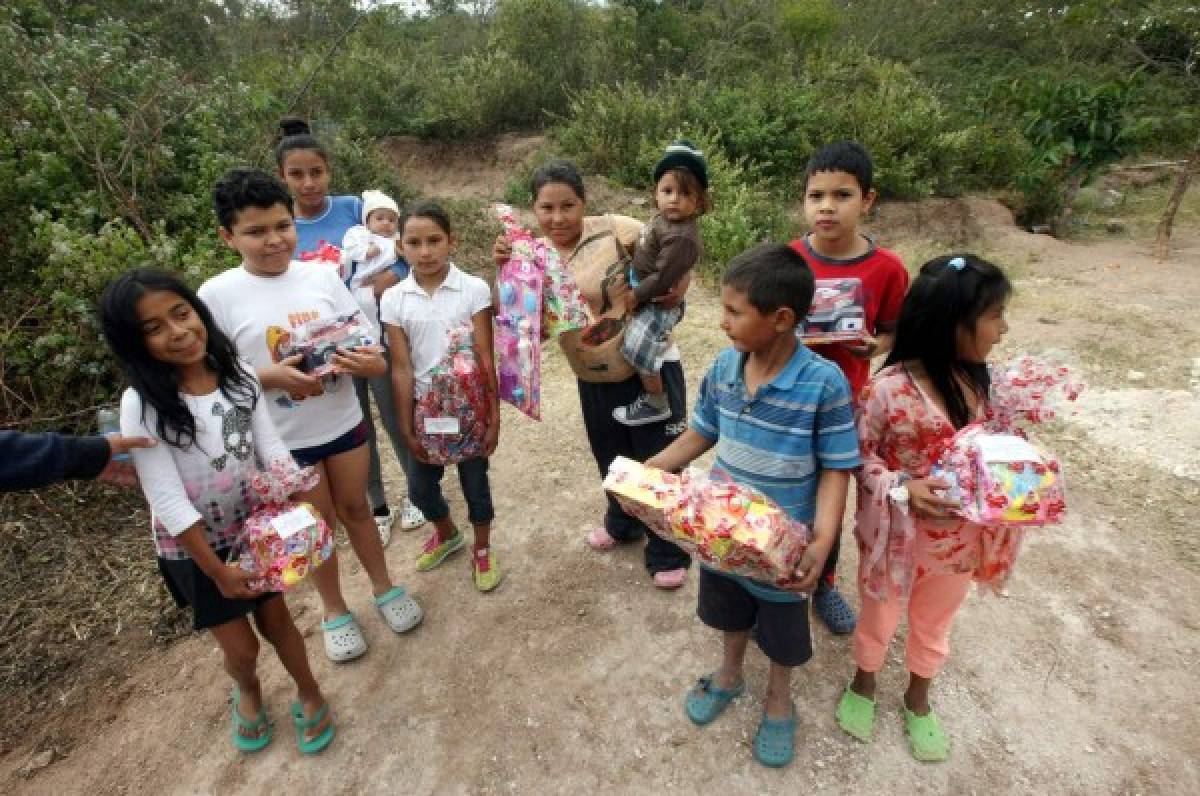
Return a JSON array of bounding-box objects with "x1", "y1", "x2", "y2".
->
[
  {"x1": 835, "y1": 687, "x2": 876, "y2": 742},
  {"x1": 684, "y1": 675, "x2": 745, "y2": 726},
  {"x1": 292, "y1": 701, "x2": 335, "y2": 755},
  {"x1": 231, "y1": 687, "x2": 271, "y2": 753},
  {"x1": 904, "y1": 707, "x2": 949, "y2": 762},
  {"x1": 753, "y1": 705, "x2": 797, "y2": 768}
]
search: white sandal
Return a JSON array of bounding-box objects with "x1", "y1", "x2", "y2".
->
[
  {"x1": 399, "y1": 499, "x2": 426, "y2": 531},
  {"x1": 321, "y1": 613, "x2": 368, "y2": 663},
  {"x1": 375, "y1": 586, "x2": 423, "y2": 634}
]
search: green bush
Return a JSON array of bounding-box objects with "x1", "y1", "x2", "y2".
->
[
  {"x1": 553, "y1": 79, "x2": 692, "y2": 186},
  {"x1": 778, "y1": 0, "x2": 841, "y2": 46},
  {"x1": 0, "y1": 17, "x2": 407, "y2": 426},
  {"x1": 698, "y1": 154, "x2": 798, "y2": 277},
  {"x1": 554, "y1": 45, "x2": 1018, "y2": 199}
]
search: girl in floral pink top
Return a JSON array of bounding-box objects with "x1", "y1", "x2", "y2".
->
[{"x1": 834, "y1": 254, "x2": 1015, "y2": 763}]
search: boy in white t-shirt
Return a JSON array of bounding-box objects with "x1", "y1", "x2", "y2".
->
[
  {"x1": 200, "y1": 168, "x2": 423, "y2": 663},
  {"x1": 380, "y1": 200, "x2": 502, "y2": 593}
]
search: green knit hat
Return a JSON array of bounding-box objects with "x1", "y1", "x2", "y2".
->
[{"x1": 653, "y1": 139, "x2": 708, "y2": 190}]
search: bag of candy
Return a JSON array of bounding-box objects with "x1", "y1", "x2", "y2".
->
[
  {"x1": 414, "y1": 323, "x2": 488, "y2": 464},
  {"x1": 230, "y1": 460, "x2": 334, "y2": 592}
]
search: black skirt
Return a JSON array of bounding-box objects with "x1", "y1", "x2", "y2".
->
[{"x1": 158, "y1": 547, "x2": 279, "y2": 631}]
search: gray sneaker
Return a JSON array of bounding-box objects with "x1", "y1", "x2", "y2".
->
[{"x1": 613, "y1": 394, "x2": 671, "y2": 427}]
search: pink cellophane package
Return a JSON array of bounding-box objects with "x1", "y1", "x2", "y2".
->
[
  {"x1": 929, "y1": 355, "x2": 1081, "y2": 527},
  {"x1": 493, "y1": 205, "x2": 588, "y2": 340},
  {"x1": 603, "y1": 457, "x2": 811, "y2": 587},
  {"x1": 414, "y1": 323, "x2": 488, "y2": 464},
  {"x1": 231, "y1": 459, "x2": 333, "y2": 592},
  {"x1": 800, "y1": 277, "x2": 867, "y2": 345},
  {"x1": 492, "y1": 205, "x2": 590, "y2": 420},
  {"x1": 298, "y1": 239, "x2": 349, "y2": 281},
  {"x1": 494, "y1": 205, "x2": 544, "y2": 419},
  {"x1": 932, "y1": 427, "x2": 1066, "y2": 526},
  {"x1": 985, "y1": 354, "x2": 1084, "y2": 431}
]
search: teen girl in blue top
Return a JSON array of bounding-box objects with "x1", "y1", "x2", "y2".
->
[{"x1": 274, "y1": 118, "x2": 424, "y2": 542}]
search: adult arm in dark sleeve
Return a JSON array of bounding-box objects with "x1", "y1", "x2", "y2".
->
[{"x1": 0, "y1": 430, "x2": 112, "y2": 492}]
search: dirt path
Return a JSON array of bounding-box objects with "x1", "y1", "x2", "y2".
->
[{"x1": 5, "y1": 180, "x2": 1199, "y2": 793}]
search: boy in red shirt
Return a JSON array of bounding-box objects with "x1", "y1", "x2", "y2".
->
[{"x1": 789, "y1": 140, "x2": 909, "y2": 635}]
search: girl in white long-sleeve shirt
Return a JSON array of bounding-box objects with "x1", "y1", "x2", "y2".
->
[{"x1": 100, "y1": 268, "x2": 334, "y2": 755}]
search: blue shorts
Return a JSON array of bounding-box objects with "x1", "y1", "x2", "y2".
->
[{"x1": 290, "y1": 420, "x2": 369, "y2": 467}]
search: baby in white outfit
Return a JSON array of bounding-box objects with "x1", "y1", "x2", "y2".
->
[{"x1": 342, "y1": 190, "x2": 401, "y2": 334}]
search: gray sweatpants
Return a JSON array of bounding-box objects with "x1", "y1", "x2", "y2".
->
[{"x1": 354, "y1": 361, "x2": 415, "y2": 510}]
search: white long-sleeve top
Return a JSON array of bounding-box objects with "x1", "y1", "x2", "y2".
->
[{"x1": 121, "y1": 372, "x2": 294, "y2": 560}]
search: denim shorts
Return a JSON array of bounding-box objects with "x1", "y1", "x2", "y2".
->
[{"x1": 290, "y1": 420, "x2": 369, "y2": 467}]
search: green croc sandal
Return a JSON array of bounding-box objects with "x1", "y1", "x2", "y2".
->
[
  {"x1": 904, "y1": 707, "x2": 949, "y2": 762},
  {"x1": 292, "y1": 701, "x2": 335, "y2": 755},
  {"x1": 835, "y1": 687, "x2": 876, "y2": 742},
  {"x1": 683, "y1": 675, "x2": 745, "y2": 726},
  {"x1": 753, "y1": 705, "x2": 797, "y2": 768},
  {"x1": 231, "y1": 687, "x2": 271, "y2": 753}
]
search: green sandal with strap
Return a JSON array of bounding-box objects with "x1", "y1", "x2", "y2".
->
[
  {"x1": 231, "y1": 687, "x2": 272, "y2": 753},
  {"x1": 292, "y1": 701, "x2": 335, "y2": 755}
]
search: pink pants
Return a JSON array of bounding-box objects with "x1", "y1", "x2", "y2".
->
[{"x1": 852, "y1": 536, "x2": 972, "y2": 679}]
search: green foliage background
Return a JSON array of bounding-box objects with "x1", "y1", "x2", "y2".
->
[{"x1": 1, "y1": 0, "x2": 1196, "y2": 427}]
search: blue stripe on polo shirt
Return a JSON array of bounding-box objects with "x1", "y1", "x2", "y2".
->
[{"x1": 691, "y1": 343, "x2": 861, "y2": 602}]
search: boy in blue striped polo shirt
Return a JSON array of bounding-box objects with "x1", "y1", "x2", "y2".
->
[{"x1": 646, "y1": 243, "x2": 860, "y2": 768}]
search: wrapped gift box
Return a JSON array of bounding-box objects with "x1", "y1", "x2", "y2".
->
[
  {"x1": 933, "y1": 428, "x2": 1066, "y2": 526},
  {"x1": 284, "y1": 312, "x2": 376, "y2": 379},
  {"x1": 799, "y1": 277, "x2": 866, "y2": 345},
  {"x1": 603, "y1": 457, "x2": 811, "y2": 587},
  {"x1": 602, "y1": 455, "x2": 684, "y2": 535}
]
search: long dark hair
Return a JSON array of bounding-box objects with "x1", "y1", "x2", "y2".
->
[
  {"x1": 99, "y1": 268, "x2": 258, "y2": 448},
  {"x1": 883, "y1": 254, "x2": 1012, "y2": 429}
]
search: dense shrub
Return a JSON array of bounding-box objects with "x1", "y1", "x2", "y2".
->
[
  {"x1": 553, "y1": 45, "x2": 1027, "y2": 199},
  {"x1": 2, "y1": 0, "x2": 1198, "y2": 423},
  {"x1": 0, "y1": 16, "x2": 404, "y2": 426}
]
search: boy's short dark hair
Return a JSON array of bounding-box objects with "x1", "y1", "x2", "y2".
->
[
  {"x1": 722, "y1": 243, "x2": 815, "y2": 324},
  {"x1": 212, "y1": 168, "x2": 295, "y2": 231},
  {"x1": 804, "y1": 140, "x2": 874, "y2": 194}
]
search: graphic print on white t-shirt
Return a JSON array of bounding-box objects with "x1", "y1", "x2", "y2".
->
[{"x1": 198, "y1": 263, "x2": 366, "y2": 449}]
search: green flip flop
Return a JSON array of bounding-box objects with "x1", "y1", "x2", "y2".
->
[
  {"x1": 231, "y1": 687, "x2": 271, "y2": 753},
  {"x1": 292, "y1": 701, "x2": 335, "y2": 755},
  {"x1": 904, "y1": 707, "x2": 950, "y2": 762},
  {"x1": 835, "y1": 686, "x2": 876, "y2": 742}
]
